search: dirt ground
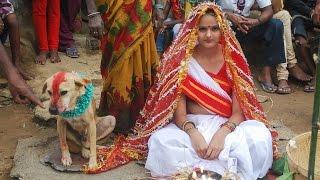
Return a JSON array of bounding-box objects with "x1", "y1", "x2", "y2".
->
[{"x1": 0, "y1": 46, "x2": 315, "y2": 179}]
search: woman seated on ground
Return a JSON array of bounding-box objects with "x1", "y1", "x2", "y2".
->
[{"x1": 86, "y1": 3, "x2": 278, "y2": 179}]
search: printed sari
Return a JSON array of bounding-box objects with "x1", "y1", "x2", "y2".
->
[
  {"x1": 96, "y1": 0, "x2": 159, "y2": 133},
  {"x1": 85, "y1": 2, "x2": 278, "y2": 175}
]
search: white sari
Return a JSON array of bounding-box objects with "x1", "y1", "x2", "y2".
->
[{"x1": 145, "y1": 59, "x2": 273, "y2": 179}]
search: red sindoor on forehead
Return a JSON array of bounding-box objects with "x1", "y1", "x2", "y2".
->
[{"x1": 52, "y1": 72, "x2": 66, "y2": 104}]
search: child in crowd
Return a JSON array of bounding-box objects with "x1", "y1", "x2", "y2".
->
[{"x1": 32, "y1": 0, "x2": 60, "y2": 65}]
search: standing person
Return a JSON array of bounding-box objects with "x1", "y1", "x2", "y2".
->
[
  {"x1": 220, "y1": 0, "x2": 286, "y2": 93},
  {"x1": 83, "y1": 3, "x2": 278, "y2": 177},
  {"x1": 59, "y1": 0, "x2": 104, "y2": 58},
  {"x1": 0, "y1": 0, "x2": 33, "y2": 80},
  {"x1": 32, "y1": 0, "x2": 60, "y2": 65},
  {"x1": 96, "y1": 0, "x2": 159, "y2": 134},
  {"x1": 272, "y1": 0, "x2": 312, "y2": 94}
]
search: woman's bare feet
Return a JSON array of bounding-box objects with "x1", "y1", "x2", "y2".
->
[
  {"x1": 35, "y1": 51, "x2": 48, "y2": 65},
  {"x1": 288, "y1": 64, "x2": 312, "y2": 81},
  {"x1": 49, "y1": 50, "x2": 61, "y2": 63}
]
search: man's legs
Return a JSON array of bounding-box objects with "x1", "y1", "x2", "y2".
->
[
  {"x1": 292, "y1": 16, "x2": 316, "y2": 92},
  {"x1": 59, "y1": 0, "x2": 82, "y2": 57},
  {"x1": 235, "y1": 18, "x2": 285, "y2": 93}
]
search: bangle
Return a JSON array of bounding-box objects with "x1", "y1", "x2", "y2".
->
[
  {"x1": 182, "y1": 120, "x2": 196, "y2": 131},
  {"x1": 88, "y1": 12, "x2": 100, "y2": 18},
  {"x1": 185, "y1": 127, "x2": 197, "y2": 134},
  {"x1": 220, "y1": 121, "x2": 237, "y2": 132}
]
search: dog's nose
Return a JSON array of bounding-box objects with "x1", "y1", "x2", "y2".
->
[{"x1": 49, "y1": 106, "x2": 59, "y2": 115}]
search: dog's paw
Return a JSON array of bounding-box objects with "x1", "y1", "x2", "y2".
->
[
  {"x1": 61, "y1": 152, "x2": 72, "y2": 166},
  {"x1": 88, "y1": 158, "x2": 98, "y2": 169},
  {"x1": 81, "y1": 148, "x2": 90, "y2": 159}
]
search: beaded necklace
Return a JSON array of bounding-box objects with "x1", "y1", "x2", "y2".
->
[{"x1": 61, "y1": 83, "x2": 94, "y2": 119}]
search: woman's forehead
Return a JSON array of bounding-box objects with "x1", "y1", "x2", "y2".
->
[{"x1": 199, "y1": 14, "x2": 217, "y2": 25}]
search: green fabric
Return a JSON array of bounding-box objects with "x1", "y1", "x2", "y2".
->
[{"x1": 272, "y1": 155, "x2": 294, "y2": 180}]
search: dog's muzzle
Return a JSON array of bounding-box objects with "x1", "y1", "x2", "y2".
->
[{"x1": 49, "y1": 106, "x2": 59, "y2": 115}]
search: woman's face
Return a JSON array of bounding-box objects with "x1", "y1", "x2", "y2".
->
[{"x1": 197, "y1": 14, "x2": 221, "y2": 48}]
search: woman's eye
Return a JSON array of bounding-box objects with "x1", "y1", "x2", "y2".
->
[
  {"x1": 211, "y1": 25, "x2": 220, "y2": 31},
  {"x1": 60, "y1": 91, "x2": 68, "y2": 96},
  {"x1": 198, "y1": 27, "x2": 207, "y2": 32},
  {"x1": 47, "y1": 90, "x2": 52, "y2": 95}
]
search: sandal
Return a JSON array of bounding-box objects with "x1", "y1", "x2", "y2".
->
[
  {"x1": 259, "y1": 81, "x2": 277, "y2": 93},
  {"x1": 276, "y1": 86, "x2": 292, "y2": 94},
  {"x1": 65, "y1": 47, "x2": 79, "y2": 58},
  {"x1": 304, "y1": 81, "x2": 315, "y2": 92}
]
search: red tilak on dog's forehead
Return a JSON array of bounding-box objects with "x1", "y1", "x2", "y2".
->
[{"x1": 52, "y1": 72, "x2": 66, "y2": 104}]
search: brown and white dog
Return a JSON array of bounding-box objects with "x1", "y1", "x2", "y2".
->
[{"x1": 42, "y1": 72, "x2": 115, "y2": 169}]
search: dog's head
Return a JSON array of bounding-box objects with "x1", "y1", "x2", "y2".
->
[{"x1": 42, "y1": 72, "x2": 91, "y2": 115}]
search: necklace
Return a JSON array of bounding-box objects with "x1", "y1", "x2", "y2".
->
[{"x1": 61, "y1": 83, "x2": 94, "y2": 119}]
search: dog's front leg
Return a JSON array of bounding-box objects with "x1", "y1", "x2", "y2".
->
[
  {"x1": 88, "y1": 119, "x2": 97, "y2": 169},
  {"x1": 57, "y1": 118, "x2": 72, "y2": 166}
]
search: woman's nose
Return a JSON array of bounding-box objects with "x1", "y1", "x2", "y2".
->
[{"x1": 206, "y1": 30, "x2": 212, "y2": 38}]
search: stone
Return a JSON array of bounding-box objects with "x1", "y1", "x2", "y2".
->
[
  {"x1": 34, "y1": 100, "x2": 57, "y2": 121},
  {"x1": 10, "y1": 129, "x2": 147, "y2": 180}
]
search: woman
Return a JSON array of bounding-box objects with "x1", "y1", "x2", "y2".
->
[
  {"x1": 96, "y1": 0, "x2": 159, "y2": 134},
  {"x1": 85, "y1": 3, "x2": 278, "y2": 179}
]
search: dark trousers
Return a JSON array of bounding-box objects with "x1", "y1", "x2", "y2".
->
[
  {"x1": 233, "y1": 18, "x2": 286, "y2": 66},
  {"x1": 59, "y1": 0, "x2": 82, "y2": 51}
]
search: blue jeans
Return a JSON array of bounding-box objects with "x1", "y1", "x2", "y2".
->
[{"x1": 233, "y1": 18, "x2": 286, "y2": 66}]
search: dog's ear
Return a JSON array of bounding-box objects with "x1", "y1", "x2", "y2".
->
[
  {"x1": 74, "y1": 78, "x2": 90, "y2": 87},
  {"x1": 42, "y1": 82, "x2": 47, "y2": 94}
]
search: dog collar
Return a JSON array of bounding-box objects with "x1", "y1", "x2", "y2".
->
[{"x1": 61, "y1": 83, "x2": 94, "y2": 119}]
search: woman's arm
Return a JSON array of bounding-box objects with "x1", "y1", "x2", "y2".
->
[
  {"x1": 174, "y1": 95, "x2": 208, "y2": 158},
  {"x1": 205, "y1": 93, "x2": 245, "y2": 160},
  {"x1": 228, "y1": 93, "x2": 245, "y2": 126}
]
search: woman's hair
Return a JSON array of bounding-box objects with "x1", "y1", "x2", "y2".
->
[{"x1": 204, "y1": 9, "x2": 217, "y2": 17}]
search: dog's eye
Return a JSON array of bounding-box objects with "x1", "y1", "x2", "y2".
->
[
  {"x1": 60, "y1": 91, "x2": 68, "y2": 96},
  {"x1": 47, "y1": 90, "x2": 52, "y2": 96}
]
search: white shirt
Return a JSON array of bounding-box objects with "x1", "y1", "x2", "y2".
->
[{"x1": 220, "y1": 0, "x2": 271, "y2": 17}]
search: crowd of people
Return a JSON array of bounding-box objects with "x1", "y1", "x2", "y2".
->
[{"x1": 1, "y1": 0, "x2": 319, "y2": 178}]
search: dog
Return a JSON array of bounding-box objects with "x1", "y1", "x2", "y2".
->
[{"x1": 42, "y1": 72, "x2": 116, "y2": 169}]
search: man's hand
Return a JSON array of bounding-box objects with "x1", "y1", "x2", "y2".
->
[
  {"x1": 88, "y1": 15, "x2": 104, "y2": 39},
  {"x1": 189, "y1": 129, "x2": 208, "y2": 158},
  {"x1": 0, "y1": 18, "x2": 4, "y2": 34},
  {"x1": 204, "y1": 127, "x2": 230, "y2": 160},
  {"x1": 241, "y1": 17, "x2": 260, "y2": 29},
  {"x1": 227, "y1": 13, "x2": 250, "y2": 33}
]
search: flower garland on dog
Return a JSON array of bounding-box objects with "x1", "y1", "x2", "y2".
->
[{"x1": 61, "y1": 83, "x2": 94, "y2": 119}]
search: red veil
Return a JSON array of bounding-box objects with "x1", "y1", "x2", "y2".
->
[{"x1": 85, "y1": 2, "x2": 278, "y2": 173}]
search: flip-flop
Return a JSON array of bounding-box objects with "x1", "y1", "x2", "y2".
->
[
  {"x1": 276, "y1": 86, "x2": 292, "y2": 94},
  {"x1": 259, "y1": 81, "x2": 277, "y2": 93},
  {"x1": 304, "y1": 82, "x2": 315, "y2": 92},
  {"x1": 65, "y1": 47, "x2": 80, "y2": 58}
]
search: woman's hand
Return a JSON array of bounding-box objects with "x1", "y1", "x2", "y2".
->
[
  {"x1": 204, "y1": 127, "x2": 230, "y2": 160},
  {"x1": 189, "y1": 129, "x2": 208, "y2": 158},
  {"x1": 226, "y1": 13, "x2": 249, "y2": 34}
]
